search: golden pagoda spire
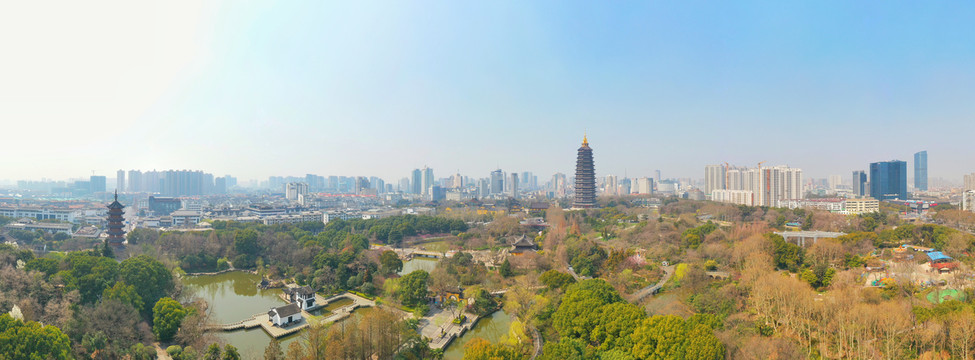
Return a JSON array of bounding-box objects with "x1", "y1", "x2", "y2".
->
[{"x1": 582, "y1": 133, "x2": 589, "y2": 146}]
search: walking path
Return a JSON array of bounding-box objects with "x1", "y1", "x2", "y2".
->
[{"x1": 629, "y1": 265, "x2": 675, "y2": 302}]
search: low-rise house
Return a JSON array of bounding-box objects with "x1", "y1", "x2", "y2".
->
[
  {"x1": 268, "y1": 303, "x2": 302, "y2": 327},
  {"x1": 283, "y1": 286, "x2": 316, "y2": 310}
]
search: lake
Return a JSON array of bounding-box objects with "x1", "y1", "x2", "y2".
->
[
  {"x1": 399, "y1": 257, "x2": 438, "y2": 276},
  {"x1": 181, "y1": 272, "x2": 300, "y2": 358},
  {"x1": 442, "y1": 310, "x2": 513, "y2": 360}
]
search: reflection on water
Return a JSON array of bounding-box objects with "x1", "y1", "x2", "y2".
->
[
  {"x1": 182, "y1": 272, "x2": 296, "y2": 357},
  {"x1": 399, "y1": 257, "x2": 438, "y2": 276},
  {"x1": 442, "y1": 311, "x2": 513, "y2": 360}
]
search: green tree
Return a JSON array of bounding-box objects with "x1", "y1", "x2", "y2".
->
[
  {"x1": 463, "y1": 337, "x2": 524, "y2": 360},
  {"x1": 399, "y1": 270, "x2": 430, "y2": 307},
  {"x1": 539, "y1": 270, "x2": 576, "y2": 289},
  {"x1": 0, "y1": 314, "x2": 72, "y2": 360},
  {"x1": 540, "y1": 337, "x2": 592, "y2": 360},
  {"x1": 120, "y1": 255, "x2": 174, "y2": 313},
  {"x1": 203, "y1": 343, "x2": 221, "y2": 360},
  {"x1": 379, "y1": 250, "x2": 403, "y2": 275},
  {"x1": 152, "y1": 297, "x2": 187, "y2": 341},
  {"x1": 590, "y1": 302, "x2": 647, "y2": 351},
  {"x1": 629, "y1": 315, "x2": 687, "y2": 360},
  {"x1": 552, "y1": 279, "x2": 623, "y2": 340},
  {"x1": 223, "y1": 344, "x2": 241, "y2": 360},
  {"x1": 683, "y1": 324, "x2": 725, "y2": 360},
  {"x1": 24, "y1": 257, "x2": 59, "y2": 277},
  {"x1": 234, "y1": 229, "x2": 260, "y2": 256},
  {"x1": 767, "y1": 233, "x2": 803, "y2": 272},
  {"x1": 499, "y1": 258, "x2": 514, "y2": 278},
  {"x1": 103, "y1": 281, "x2": 145, "y2": 312}
]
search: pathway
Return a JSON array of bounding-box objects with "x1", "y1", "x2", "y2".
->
[{"x1": 629, "y1": 265, "x2": 675, "y2": 302}]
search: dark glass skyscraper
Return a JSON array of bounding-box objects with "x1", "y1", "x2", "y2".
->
[
  {"x1": 573, "y1": 135, "x2": 596, "y2": 208},
  {"x1": 914, "y1": 151, "x2": 928, "y2": 191},
  {"x1": 869, "y1": 160, "x2": 907, "y2": 200}
]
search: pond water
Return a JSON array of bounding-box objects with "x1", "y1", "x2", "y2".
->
[
  {"x1": 399, "y1": 257, "x2": 438, "y2": 276},
  {"x1": 442, "y1": 311, "x2": 513, "y2": 360},
  {"x1": 182, "y1": 272, "x2": 299, "y2": 358}
]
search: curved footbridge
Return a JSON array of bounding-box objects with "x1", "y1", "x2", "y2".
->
[{"x1": 207, "y1": 292, "x2": 376, "y2": 338}]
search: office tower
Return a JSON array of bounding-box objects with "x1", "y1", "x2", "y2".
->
[
  {"x1": 509, "y1": 173, "x2": 519, "y2": 198},
  {"x1": 869, "y1": 160, "x2": 908, "y2": 200},
  {"x1": 89, "y1": 175, "x2": 107, "y2": 193},
  {"x1": 399, "y1": 178, "x2": 410, "y2": 193},
  {"x1": 704, "y1": 165, "x2": 726, "y2": 196},
  {"x1": 451, "y1": 173, "x2": 463, "y2": 189},
  {"x1": 106, "y1": 191, "x2": 125, "y2": 247},
  {"x1": 421, "y1": 167, "x2": 434, "y2": 195},
  {"x1": 620, "y1": 178, "x2": 632, "y2": 195},
  {"x1": 852, "y1": 171, "x2": 867, "y2": 197},
  {"x1": 478, "y1": 178, "x2": 490, "y2": 198},
  {"x1": 914, "y1": 151, "x2": 928, "y2": 191},
  {"x1": 116, "y1": 170, "x2": 125, "y2": 192},
  {"x1": 286, "y1": 182, "x2": 309, "y2": 201},
  {"x1": 411, "y1": 169, "x2": 422, "y2": 194},
  {"x1": 490, "y1": 169, "x2": 504, "y2": 195},
  {"x1": 354, "y1": 177, "x2": 370, "y2": 195},
  {"x1": 573, "y1": 135, "x2": 597, "y2": 208}
]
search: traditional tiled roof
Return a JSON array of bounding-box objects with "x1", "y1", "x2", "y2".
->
[{"x1": 273, "y1": 303, "x2": 301, "y2": 318}]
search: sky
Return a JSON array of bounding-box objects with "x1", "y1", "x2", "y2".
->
[{"x1": 2, "y1": 1, "x2": 974, "y2": 184}]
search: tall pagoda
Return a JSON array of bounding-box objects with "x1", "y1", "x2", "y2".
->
[
  {"x1": 573, "y1": 135, "x2": 597, "y2": 208},
  {"x1": 106, "y1": 191, "x2": 126, "y2": 247}
]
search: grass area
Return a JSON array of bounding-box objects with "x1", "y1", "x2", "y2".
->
[{"x1": 420, "y1": 240, "x2": 452, "y2": 253}]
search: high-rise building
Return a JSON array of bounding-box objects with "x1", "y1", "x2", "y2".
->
[
  {"x1": 215, "y1": 177, "x2": 227, "y2": 194},
  {"x1": 965, "y1": 173, "x2": 975, "y2": 192},
  {"x1": 116, "y1": 170, "x2": 125, "y2": 192},
  {"x1": 704, "y1": 165, "x2": 726, "y2": 197},
  {"x1": 127, "y1": 170, "x2": 142, "y2": 192},
  {"x1": 508, "y1": 173, "x2": 519, "y2": 198},
  {"x1": 604, "y1": 175, "x2": 618, "y2": 196},
  {"x1": 707, "y1": 164, "x2": 802, "y2": 206},
  {"x1": 869, "y1": 160, "x2": 908, "y2": 200},
  {"x1": 635, "y1": 177, "x2": 654, "y2": 195},
  {"x1": 852, "y1": 171, "x2": 867, "y2": 197},
  {"x1": 828, "y1": 175, "x2": 842, "y2": 190},
  {"x1": 573, "y1": 135, "x2": 596, "y2": 208},
  {"x1": 914, "y1": 151, "x2": 928, "y2": 191},
  {"x1": 490, "y1": 169, "x2": 504, "y2": 195},
  {"x1": 106, "y1": 191, "x2": 125, "y2": 247},
  {"x1": 963, "y1": 190, "x2": 975, "y2": 212},
  {"x1": 90, "y1": 175, "x2": 107, "y2": 194},
  {"x1": 411, "y1": 169, "x2": 422, "y2": 194},
  {"x1": 286, "y1": 182, "x2": 309, "y2": 201},
  {"x1": 421, "y1": 167, "x2": 434, "y2": 195}
]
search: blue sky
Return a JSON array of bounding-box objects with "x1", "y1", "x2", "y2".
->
[{"x1": 2, "y1": 1, "x2": 974, "y2": 183}]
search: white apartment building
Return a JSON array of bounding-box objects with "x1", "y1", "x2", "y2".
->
[
  {"x1": 706, "y1": 164, "x2": 803, "y2": 207},
  {"x1": 634, "y1": 177, "x2": 654, "y2": 195},
  {"x1": 711, "y1": 189, "x2": 755, "y2": 206}
]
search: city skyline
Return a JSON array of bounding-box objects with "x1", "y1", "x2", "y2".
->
[{"x1": 2, "y1": 2, "x2": 974, "y2": 181}]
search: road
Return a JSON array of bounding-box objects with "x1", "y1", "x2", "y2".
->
[{"x1": 628, "y1": 265, "x2": 675, "y2": 302}]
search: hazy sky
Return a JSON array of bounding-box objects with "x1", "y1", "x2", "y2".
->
[{"x1": 2, "y1": 1, "x2": 974, "y2": 183}]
